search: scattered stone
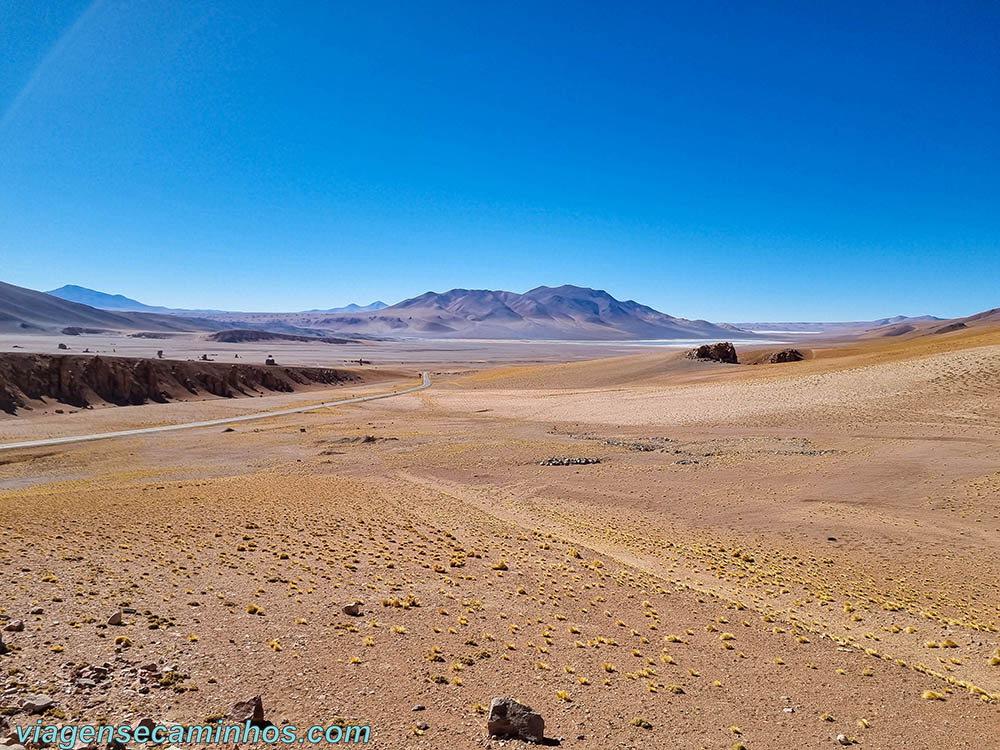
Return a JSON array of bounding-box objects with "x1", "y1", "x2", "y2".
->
[
  {"x1": 685, "y1": 342, "x2": 738, "y2": 364},
  {"x1": 675, "y1": 458, "x2": 699, "y2": 465},
  {"x1": 22, "y1": 694, "x2": 55, "y2": 714},
  {"x1": 600, "y1": 438, "x2": 661, "y2": 451},
  {"x1": 229, "y1": 695, "x2": 265, "y2": 725},
  {"x1": 827, "y1": 537, "x2": 838, "y2": 542},
  {"x1": 416, "y1": 721, "x2": 429, "y2": 731},
  {"x1": 487, "y1": 697, "x2": 544, "y2": 743},
  {"x1": 539, "y1": 457, "x2": 600, "y2": 466},
  {"x1": 836, "y1": 734, "x2": 852, "y2": 746},
  {"x1": 29, "y1": 607, "x2": 43, "y2": 615},
  {"x1": 107, "y1": 610, "x2": 123, "y2": 626},
  {"x1": 411, "y1": 705, "x2": 425, "y2": 712},
  {"x1": 769, "y1": 348, "x2": 805, "y2": 363},
  {"x1": 342, "y1": 601, "x2": 364, "y2": 617},
  {"x1": 325, "y1": 435, "x2": 398, "y2": 445},
  {"x1": 3, "y1": 620, "x2": 24, "y2": 632},
  {"x1": 773, "y1": 448, "x2": 838, "y2": 456}
]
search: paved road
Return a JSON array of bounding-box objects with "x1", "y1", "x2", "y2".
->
[{"x1": 0, "y1": 372, "x2": 431, "y2": 452}]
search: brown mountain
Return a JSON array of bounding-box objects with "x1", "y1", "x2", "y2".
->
[
  {"x1": 858, "y1": 306, "x2": 1000, "y2": 339},
  {"x1": 0, "y1": 280, "x2": 221, "y2": 334},
  {"x1": 316, "y1": 285, "x2": 748, "y2": 340}
]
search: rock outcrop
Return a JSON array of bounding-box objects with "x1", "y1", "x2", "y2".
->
[
  {"x1": 768, "y1": 348, "x2": 805, "y2": 363},
  {"x1": 0, "y1": 353, "x2": 365, "y2": 415},
  {"x1": 487, "y1": 697, "x2": 544, "y2": 743},
  {"x1": 207, "y1": 329, "x2": 355, "y2": 344},
  {"x1": 228, "y1": 695, "x2": 266, "y2": 725},
  {"x1": 686, "y1": 342, "x2": 738, "y2": 364},
  {"x1": 539, "y1": 457, "x2": 601, "y2": 466},
  {"x1": 21, "y1": 694, "x2": 54, "y2": 714},
  {"x1": 932, "y1": 321, "x2": 968, "y2": 335}
]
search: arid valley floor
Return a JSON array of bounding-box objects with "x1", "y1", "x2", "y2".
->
[{"x1": 2, "y1": 329, "x2": 999, "y2": 748}]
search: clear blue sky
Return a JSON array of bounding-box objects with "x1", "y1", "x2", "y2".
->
[{"x1": 1, "y1": 1, "x2": 997, "y2": 320}]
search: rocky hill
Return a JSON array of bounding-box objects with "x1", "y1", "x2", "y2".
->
[
  {"x1": 0, "y1": 353, "x2": 371, "y2": 414},
  {"x1": 206, "y1": 329, "x2": 357, "y2": 344}
]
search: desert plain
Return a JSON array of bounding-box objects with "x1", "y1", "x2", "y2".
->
[{"x1": 1, "y1": 326, "x2": 999, "y2": 749}]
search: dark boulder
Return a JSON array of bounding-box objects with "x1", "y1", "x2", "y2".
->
[
  {"x1": 768, "y1": 349, "x2": 804, "y2": 363},
  {"x1": 487, "y1": 697, "x2": 544, "y2": 743},
  {"x1": 229, "y1": 695, "x2": 266, "y2": 726},
  {"x1": 686, "y1": 342, "x2": 738, "y2": 364}
]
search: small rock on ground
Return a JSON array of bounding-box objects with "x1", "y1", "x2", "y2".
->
[{"x1": 487, "y1": 697, "x2": 544, "y2": 743}]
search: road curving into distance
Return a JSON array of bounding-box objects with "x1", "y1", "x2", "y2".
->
[{"x1": 0, "y1": 371, "x2": 431, "y2": 452}]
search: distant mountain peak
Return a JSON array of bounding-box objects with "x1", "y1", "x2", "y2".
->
[
  {"x1": 303, "y1": 301, "x2": 388, "y2": 313},
  {"x1": 47, "y1": 285, "x2": 388, "y2": 316},
  {"x1": 0, "y1": 280, "x2": 218, "y2": 333},
  {"x1": 731, "y1": 315, "x2": 944, "y2": 333},
  {"x1": 46, "y1": 285, "x2": 159, "y2": 312}
]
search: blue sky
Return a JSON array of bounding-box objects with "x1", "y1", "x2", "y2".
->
[{"x1": 1, "y1": 1, "x2": 997, "y2": 320}]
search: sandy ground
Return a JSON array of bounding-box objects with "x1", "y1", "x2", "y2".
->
[{"x1": 1, "y1": 329, "x2": 999, "y2": 748}]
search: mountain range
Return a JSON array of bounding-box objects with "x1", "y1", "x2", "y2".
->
[
  {"x1": 303, "y1": 301, "x2": 388, "y2": 313},
  {"x1": 45, "y1": 285, "x2": 385, "y2": 316},
  {"x1": 154, "y1": 285, "x2": 750, "y2": 340},
  {"x1": 733, "y1": 315, "x2": 943, "y2": 333},
  {"x1": 7, "y1": 282, "x2": 746, "y2": 339},
  {"x1": 313, "y1": 285, "x2": 747, "y2": 339},
  {"x1": 6, "y1": 280, "x2": 984, "y2": 342}
]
